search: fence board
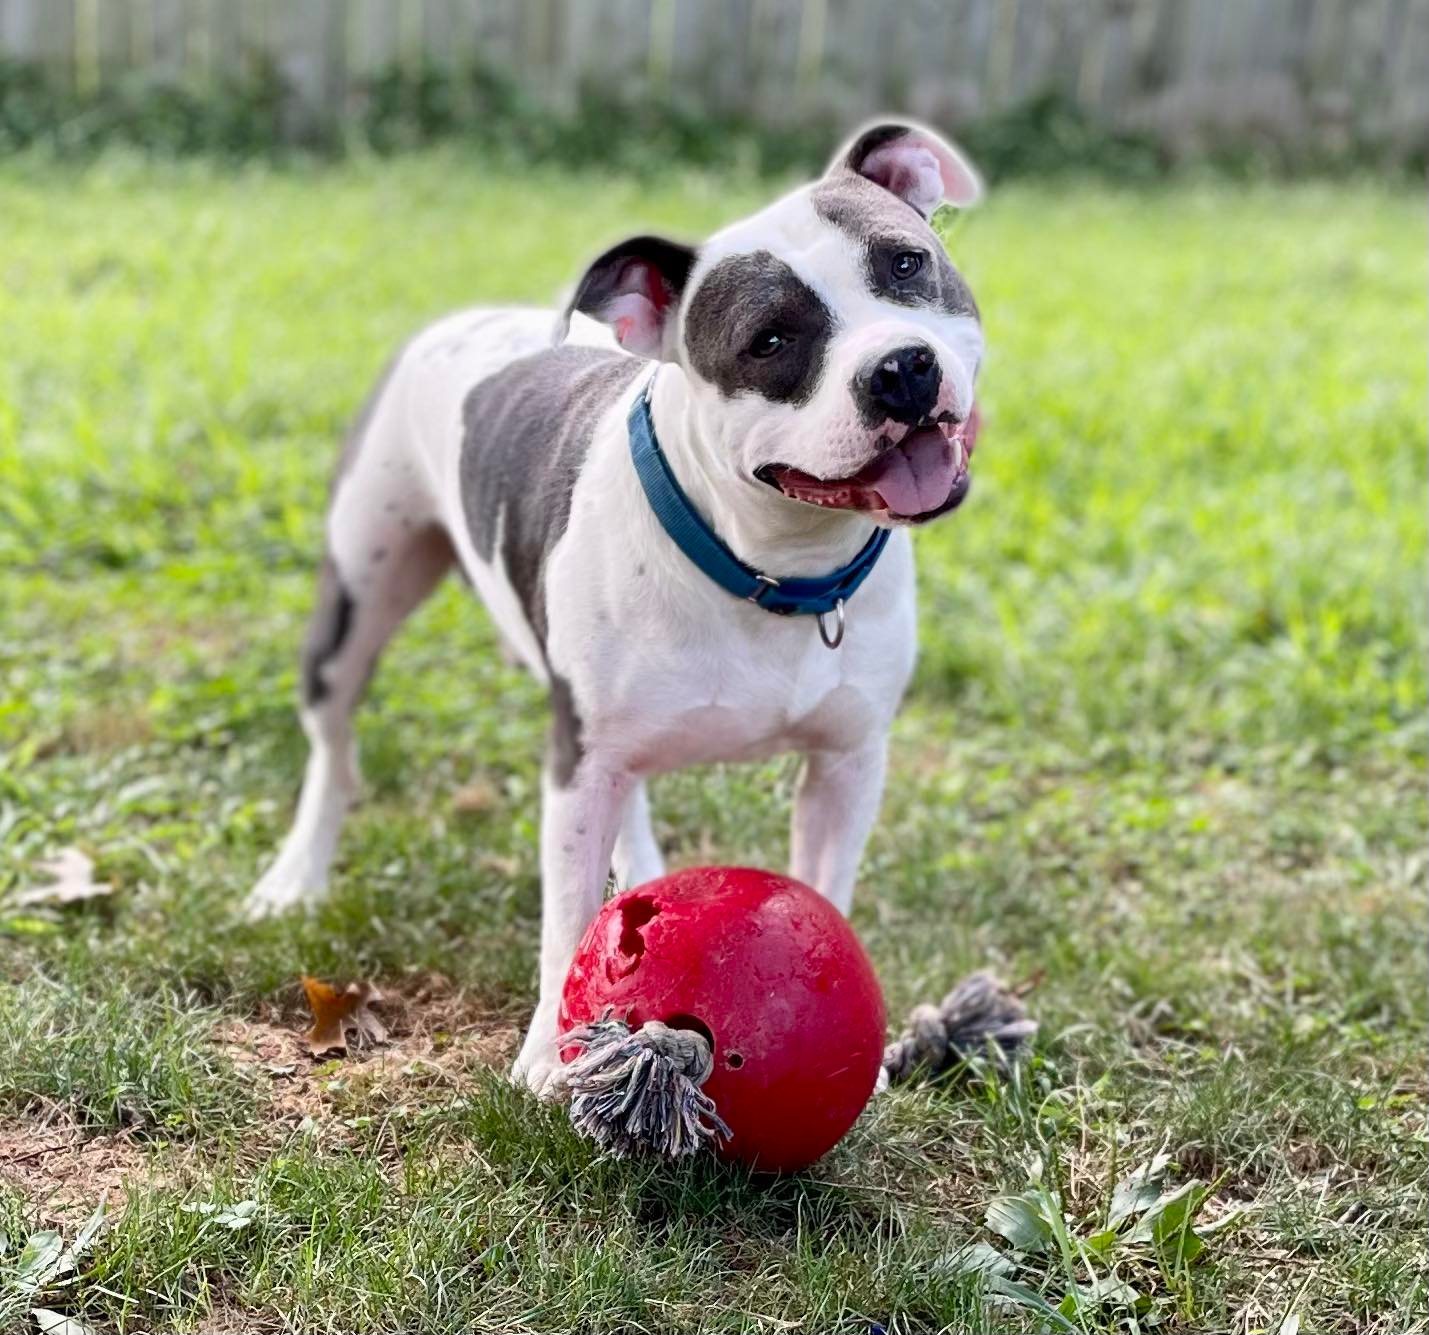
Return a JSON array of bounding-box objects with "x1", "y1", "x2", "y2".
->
[
  {"x1": 0, "y1": 0, "x2": 48, "y2": 66},
  {"x1": 349, "y1": 0, "x2": 397, "y2": 77},
  {"x1": 747, "y1": 0, "x2": 806, "y2": 124},
  {"x1": 1386, "y1": 0, "x2": 1429, "y2": 138},
  {"x1": 902, "y1": 0, "x2": 953, "y2": 122},
  {"x1": 92, "y1": 0, "x2": 134, "y2": 80},
  {"x1": 0, "y1": 0, "x2": 1421, "y2": 161},
  {"x1": 21, "y1": 0, "x2": 75, "y2": 83}
]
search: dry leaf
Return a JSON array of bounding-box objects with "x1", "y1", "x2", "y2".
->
[
  {"x1": 477, "y1": 852, "x2": 523, "y2": 878},
  {"x1": 452, "y1": 778, "x2": 500, "y2": 814},
  {"x1": 12, "y1": 849, "x2": 113, "y2": 909},
  {"x1": 301, "y1": 977, "x2": 387, "y2": 1057}
]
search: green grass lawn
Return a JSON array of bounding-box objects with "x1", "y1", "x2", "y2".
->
[{"x1": 0, "y1": 152, "x2": 1424, "y2": 1334}]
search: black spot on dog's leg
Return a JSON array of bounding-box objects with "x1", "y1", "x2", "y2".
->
[
  {"x1": 302, "y1": 558, "x2": 356, "y2": 707},
  {"x1": 548, "y1": 671, "x2": 585, "y2": 787}
]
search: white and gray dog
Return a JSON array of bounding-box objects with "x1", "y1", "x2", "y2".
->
[{"x1": 247, "y1": 121, "x2": 986, "y2": 1093}]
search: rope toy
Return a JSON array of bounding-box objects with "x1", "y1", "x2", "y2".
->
[
  {"x1": 878, "y1": 969, "x2": 1038, "y2": 1090},
  {"x1": 551, "y1": 868, "x2": 1036, "y2": 1170},
  {"x1": 553, "y1": 1016, "x2": 731, "y2": 1158}
]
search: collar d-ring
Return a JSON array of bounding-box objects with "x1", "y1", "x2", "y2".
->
[{"x1": 817, "y1": 598, "x2": 846, "y2": 650}]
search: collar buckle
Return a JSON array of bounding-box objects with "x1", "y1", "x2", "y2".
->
[
  {"x1": 748, "y1": 573, "x2": 781, "y2": 605},
  {"x1": 628, "y1": 391, "x2": 890, "y2": 626}
]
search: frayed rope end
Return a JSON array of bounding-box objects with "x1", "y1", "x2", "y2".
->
[
  {"x1": 552, "y1": 1015, "x2": 732, "y2": 1158},
  {"x1": 880, "y1": 970, "x2": 1037, "y2": 1088}
]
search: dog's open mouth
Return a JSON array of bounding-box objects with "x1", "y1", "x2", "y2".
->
[{"x1": 755, "y1": 408, "x2": 980, "y2": 524}]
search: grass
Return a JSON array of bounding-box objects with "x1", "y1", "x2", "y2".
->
[{"x1": 0, "y1": 149, "x2": 1424, "y2": 1333}]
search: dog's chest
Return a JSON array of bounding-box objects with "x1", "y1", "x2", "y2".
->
[
  {"x1": 643, "y1": 657, "x2": 875, "y2": 770},
  {"x1": 570, "y1": 599, "x2": 911, "y2": 775},
  {"x1": 536, "y1": 392, "x2": 920, "y2": 774}
]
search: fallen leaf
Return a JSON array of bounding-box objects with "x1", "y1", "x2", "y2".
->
[
  {"x1": 11, "y1": 850, "x2": 113, "y2": 909},
  {"x1": 1108, "y1": 1150, "x2": 1172, "y2": 1228},
  {"x1": 68, "y1": 1204, "x2": 105, "y2": 1261},
  {"x1": 936, "y1": 1240, "x2": 1015, "y2": 1277},
  {"x1": 451, "y1": 777, "x2": 500, "y2": 813},
  {"x1": 301, "y1": 977, "x2": 387, "y2": 1056},
  {"x1": 1128, "y1": 1178, "x2": 1212, "y2": 1266},
  {"x1": 14, "y1": 1231, "x2": 65, "y2": 1292},
  {"x1": 31, "y1": 1309, "x2": 97, "y2": 1335},
  {"x1": 213, "y1": 1200, "x2": 258, "y2": 1230},
  {"x1": 477, "y1": 852, "x2": 522, "y2": 878},
  {"x1": 985, "y1": 1191, "x2": 1056, "y2": 1254}
]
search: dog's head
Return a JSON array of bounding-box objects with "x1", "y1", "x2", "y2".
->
[{"x1": 559, "y1": 121, "x2": 984, "y2": 526}]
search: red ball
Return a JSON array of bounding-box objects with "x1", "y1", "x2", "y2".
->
[{"x1": 559, "y1": 866, "x2": 886, "y2": 1173}]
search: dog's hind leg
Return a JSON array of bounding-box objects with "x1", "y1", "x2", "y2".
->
[
  {"x1": 611, "y1": 781, "x2": 664, "y2": 889},
  {"x1": 245, "y1": 374, "x2": 453, "y2": 918}
]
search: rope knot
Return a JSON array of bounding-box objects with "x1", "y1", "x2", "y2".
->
[
  {"x1": 881, "y1": 971, "x2": 1036, "y2": 1086},
  {"x1": 552, "y1": 1014, "x2": 731, "y2": 1158}
]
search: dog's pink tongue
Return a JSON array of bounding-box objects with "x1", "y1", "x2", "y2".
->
[{"x1": 861, "y1": 429, "x2": 957, "y2": 517}]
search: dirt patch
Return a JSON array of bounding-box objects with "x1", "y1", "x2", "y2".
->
[
  {"x1": 0, "y1": 1122, "x2": 151, "y2": 1228},
  {"x1": 216, "y1": 973, "x2": 522, "y2": 1147},
  {"x1": 2, "y1": 977, "x2": 523, "y2": 1219}
]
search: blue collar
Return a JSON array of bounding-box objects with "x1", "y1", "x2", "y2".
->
[{"x1": 627, "y1": 387, "x2": 890, "y2": 627}]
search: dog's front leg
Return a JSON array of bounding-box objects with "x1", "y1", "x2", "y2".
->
[
  {"x1": 511, "y1": 757, "x2": 632, "y2": 1096},
  {"x1": 789, "y1": 738, "x2": 889, "y2": 916}
]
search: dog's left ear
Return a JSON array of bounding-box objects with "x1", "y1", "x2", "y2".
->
[
  {"x1": 554, "y1": 235, "x2": 697, "y2": 360},
  {"x1": 829, "y1": 121, "x2": 983, "y2": 218}
]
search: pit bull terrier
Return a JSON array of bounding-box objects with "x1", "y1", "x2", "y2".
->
[{"x1": 246, "y1": 121, "x2": 986, "y2": 1094}]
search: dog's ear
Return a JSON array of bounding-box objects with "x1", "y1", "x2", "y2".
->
[
  {"x1": 554, "y1": 235, "x2": 697, "y2": 360},
  {"x1": 828, "y1": 121, "x2": 982, "y2": 218}
]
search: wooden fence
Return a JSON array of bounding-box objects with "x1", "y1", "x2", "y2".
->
[{"x1": 0, "y1": 0, "x2": 1425, "y2": 156}]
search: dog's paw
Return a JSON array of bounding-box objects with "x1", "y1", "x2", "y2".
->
[
  {"x1": 511, "y1": 1052, "x2": 565, "y2": 1100},
  {"x1": 511, "y1": 1036, "x2": 564, "y2": 1100},
  {"x1": 242, "y1": 865, "x2": 326, "y2": 922}
]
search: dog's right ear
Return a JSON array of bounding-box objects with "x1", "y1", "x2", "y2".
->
[
  {"x1": 553, "y1": 235, "x2": 697, "y2": 360},
  {"x1": 829, "y1": 120, "x2": 983, "y2": 218}
]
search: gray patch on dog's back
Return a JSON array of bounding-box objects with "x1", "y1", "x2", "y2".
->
[
  {"x1": 460, "y1": 346, "x2": 640, "y2": 644},
  {"x1": 683, "y1": 251, "x2": 834, "y2": 406},
  {"x1": 460, "y1": 346, "x2": 641, "y2": 785},
  {"x1": 812, "y1": 177, "x2": 977, "y2": 319}
]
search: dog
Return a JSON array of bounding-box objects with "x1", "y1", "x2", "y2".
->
[{"x1": 246, "y1": 121, "x2": 985, "y2": 1094}]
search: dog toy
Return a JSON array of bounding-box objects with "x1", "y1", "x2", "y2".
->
[{"x1": 553, "y1": 866, "x2": 1035, "y2": 1172}]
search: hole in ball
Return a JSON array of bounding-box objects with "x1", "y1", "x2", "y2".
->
[
  {"x1": 725, "y1": 1051, "x2": 745, "y2": 1069},
  {"x1": 663, "y1": 1013, "x2": 714, "y2": 1051},
  {"x1": 610, "y1": 895, "x2": 659, "y2": 980}
]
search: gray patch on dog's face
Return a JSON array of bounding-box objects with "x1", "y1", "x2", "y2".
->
[
  {"x1": 683, "y1": 251, "x2": 835, "y2": 406},
  {"x1": 460, "y1": 346, "x2": 641, "y2": 785},
  {"x1": 812, "y1": 176, "x2": 977, "y2": 319}
]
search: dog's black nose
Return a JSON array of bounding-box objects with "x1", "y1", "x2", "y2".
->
[{"x1": 859, "y1": 345, "x2": 942, "y2": 426}]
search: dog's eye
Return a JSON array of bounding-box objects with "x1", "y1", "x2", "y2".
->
[
  {"x1": 891, "y1": 251, "x2": 925, "y2": 281},
  {"x1": 747, "y1": 329, "x2": 788, "y2": 358}
]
